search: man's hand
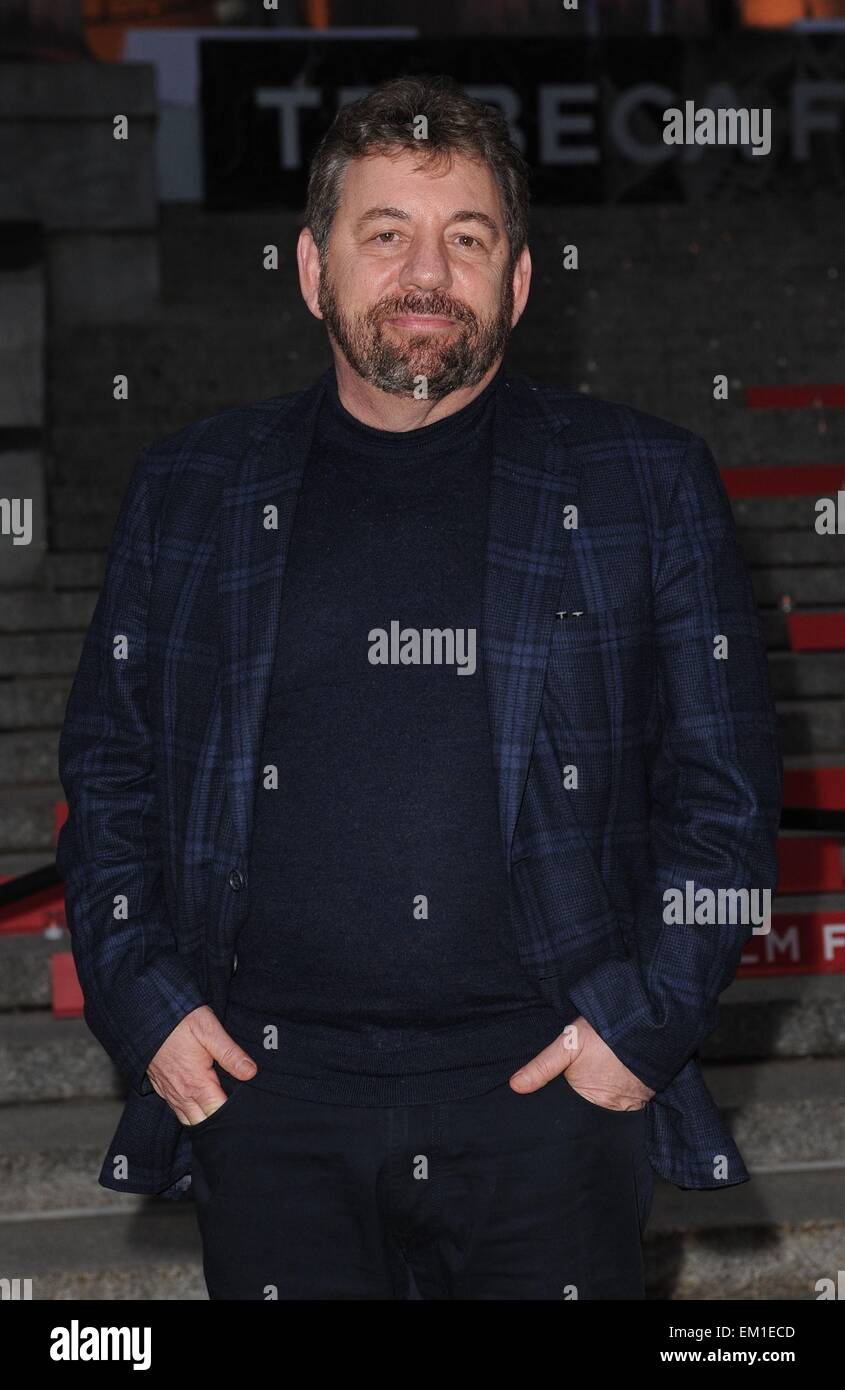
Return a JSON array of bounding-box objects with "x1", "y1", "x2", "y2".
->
[
  {"x1": 146, "y1": 1005, "x2": 258, "y2": 1126},
  {"x1": 509, "y1": 1015, "x2": 655, "y2": 1111}
]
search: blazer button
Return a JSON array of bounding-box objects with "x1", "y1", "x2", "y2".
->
[{"x1": 228, "y1": 868, "x2": 245, "y2": 891}]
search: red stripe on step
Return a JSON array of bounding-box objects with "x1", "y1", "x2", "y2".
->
[
  {"x1": 784, "y1": 767, "x2": 845, "y2": 809},
  {"x1": 721, "y1": 465, "x2": 845, "y2": 497},
  {"x1": 777, "y1": 837, "x2": 845, "y2": 893},
  {"x1": 0, "y1": 880, "x2": 66, "y2": 934},
  {"x1": 746, "y1": 385, "x2": 845, "y2": 409},
  {"x1": 787, "y1": 613, "x2": 845, "y2": 651}
]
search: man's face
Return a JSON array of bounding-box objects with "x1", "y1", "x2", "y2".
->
[{"x1": 312, "y1": 149, "x2": 524, "y2": 401}]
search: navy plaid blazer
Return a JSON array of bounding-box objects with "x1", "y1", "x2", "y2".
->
[{"x1": 55, "y1": 366, "x2": 782, "y2": 1199}]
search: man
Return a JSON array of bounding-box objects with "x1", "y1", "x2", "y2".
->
[{"x1": 56, "y1": 75, "x2": 782, "y2": 1300}]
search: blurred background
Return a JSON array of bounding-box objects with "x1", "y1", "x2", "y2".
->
[{"x1": 1, "y1": 0, "x2": 844, "y2": 1300}]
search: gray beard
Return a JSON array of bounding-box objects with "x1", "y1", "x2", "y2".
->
[{"x1": 317, "y1": 274, "x2": 514, "y2": 402}]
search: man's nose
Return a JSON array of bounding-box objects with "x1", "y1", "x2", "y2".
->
[{"x1": 396, "y1": 236, "x2": 454, "y2": 293}]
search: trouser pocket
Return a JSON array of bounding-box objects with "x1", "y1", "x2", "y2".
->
[{"x1": 183, "y1": 1069, "x2": 249, "y2": 1136}]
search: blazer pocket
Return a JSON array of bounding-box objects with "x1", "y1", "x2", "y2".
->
[{"x1": 550, "y1": 596, "x2": 653, "y2": 647}]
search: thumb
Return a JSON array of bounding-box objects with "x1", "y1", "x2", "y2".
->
[
  {"x1": 510, "y1": 1020, "x2": 584, "y2": 1092},
  {"x1": 510, "y1": 1035, "x2": 570, "y2": 1092}
]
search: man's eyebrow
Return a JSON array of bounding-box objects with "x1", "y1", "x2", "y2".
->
[
  {"x1": 354, "y1": 206, "x2": 411, "y2": 228},
  {"x1": 353, "y1": 207, "x2": 501, "y2": 242},
  {"x1": 449, "y1": 209, "x2": 501, "y2": 242}
]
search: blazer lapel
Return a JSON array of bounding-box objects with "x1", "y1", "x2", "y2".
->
[
  {"x1": 482, "y1": 374, "x2": 583, "y2": 879},
  {"x1": 219, "y1": 366, "x2": 583, "y2": 876},
  {"x1": 218, "y1": 371, "x2": 329, "y2": 855}
]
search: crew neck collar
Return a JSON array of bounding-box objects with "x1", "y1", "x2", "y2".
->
[{"x1": 323, "y1": 363, "x2": 505, "y2": 459}]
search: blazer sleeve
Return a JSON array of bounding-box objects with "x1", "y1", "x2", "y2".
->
[
  {"x1": 567, "y1": 433, "x2": 783, "y2": 1094},
  {"x1": 55, "y1": 447, "x2": 207, "y2": 1096}
]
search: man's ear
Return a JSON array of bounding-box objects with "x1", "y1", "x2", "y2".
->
[
  {"x1": 510, "y1": 245, "x2": 532, "y2": 329},
  {"x1": 297, "y1": 226, "x2": 324, "y2": 321}
]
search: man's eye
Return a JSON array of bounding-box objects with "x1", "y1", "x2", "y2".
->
[{"x1": 372, "y1": 231, "x2": 481, "y2": 247}]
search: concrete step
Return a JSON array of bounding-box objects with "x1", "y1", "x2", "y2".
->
[
  {"x1": 0, "y1": 1206, "x2": 205, "y2": 1300},
  {"x1": 0, "y1": 632, "x2": 84, "y2": 677},
  {"x1": 51, "y1": 514, "x2": 120, "y2": 552},
  {"x1": 48, "y1": 307, "x2": 303, "y2": 438},
  {"x1": 0, "y1": 851, "x2": 56, "y2": 876},
  {"x1": 0, "y1": 678, "x2": 72, "y2": 731},
  {"x1": 47, "y1": 484, "x2": 134, "y2": 549},
  {"x1": 752, "y1": 568, "x2": 845, "y2": 606},
  {"x1": 0, "y1": 1096, "x2": 145, "y2": 1215},
  {"x1": 767, "y1": 651, "x2": 845, "y2": 698},
  {"x1": 741, "y1": 532, "x2": 845, "y2": 566},
  {"x1": 734, "y1": 495, "x2": 845, "y2": 530},
  {"x1": 50, "y1": 425, "x2": 152, "y2": 490},
  {"x1": 0, "y1": 730, "x2": 59, "y2": 787},
  {"x1": 0, "y1": 784, "x2": 63, "y2": 853},
  {"x1": 703, "y1": 1055, "x2": 845, "y2": 1166},
  {"x1": 0, "y1": 930, "x2": 68, "y2": 1011},
  {"x1": 776, "y1": 699, "x2": 845, "y2": 751},
  {"x1": 157, "y1": 205, "x2": 300, "y2": 308},
  {"x1": 0, "y1": 1014, "x2": 123, "y2": 1104},
  {"x1": 43, "y1": 551, "x2": 105, "y2": 589},
  {"x1": 0, "y1": 591, "x2": 95, "y2": 633},
  {"x1": 704, "y1": 972, "x2": 845, "y2": 1062},
  {"x1": 50, "y1": 484, "x2": 130, "y2": 521},
  {"x1": 647, "y1": 1167, "x2": 845, "y2": 1299}
]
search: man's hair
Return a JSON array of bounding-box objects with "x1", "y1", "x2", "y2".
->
[{"x1": 305, "y1": 74, "x2": 531, "y2": 273}]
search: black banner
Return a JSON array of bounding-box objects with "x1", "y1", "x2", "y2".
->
[{"x1": 200, "y1": 32, "x2": 845, "y2": 207}]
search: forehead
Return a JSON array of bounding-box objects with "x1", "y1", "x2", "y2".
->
[{"x1": 337, "y1": 148, "x2": 502, "y2": 215}]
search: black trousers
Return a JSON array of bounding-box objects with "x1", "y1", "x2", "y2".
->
[{"x1": 187, "y1": 1067, "x2": 654, "y2": 1300}]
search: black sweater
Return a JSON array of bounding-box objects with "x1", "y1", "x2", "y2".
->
[{"x1": 223, "y1": 365, "x2": 566, "y2": 1104}]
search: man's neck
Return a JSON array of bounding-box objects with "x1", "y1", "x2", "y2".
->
[{"x1": 330, "y1": 356, "x2": 503, "y2": 432}]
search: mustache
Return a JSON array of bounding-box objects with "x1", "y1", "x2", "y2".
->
[{"x1": 376, "y1": 294, "x2": 473, "y2": 324}]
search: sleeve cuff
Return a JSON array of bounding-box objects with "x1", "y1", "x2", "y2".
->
[
  {"x1": 566, "y1": 956, "x2": 706, "y2": 1095},
  {"x1": 114, "y1": 954, "x2": 208, "y2": 1097}
]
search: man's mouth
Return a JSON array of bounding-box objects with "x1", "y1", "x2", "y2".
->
[{"x1": 387, "y1": 313, "x2": 459, "y2": 331}]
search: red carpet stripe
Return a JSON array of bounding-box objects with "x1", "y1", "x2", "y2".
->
[
  {"x1": 746, "y1": 384, "x2": 845, "y2": 409},
  {"x1": 721, "y1": 464, "x2": 845, "y2": 497}
]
